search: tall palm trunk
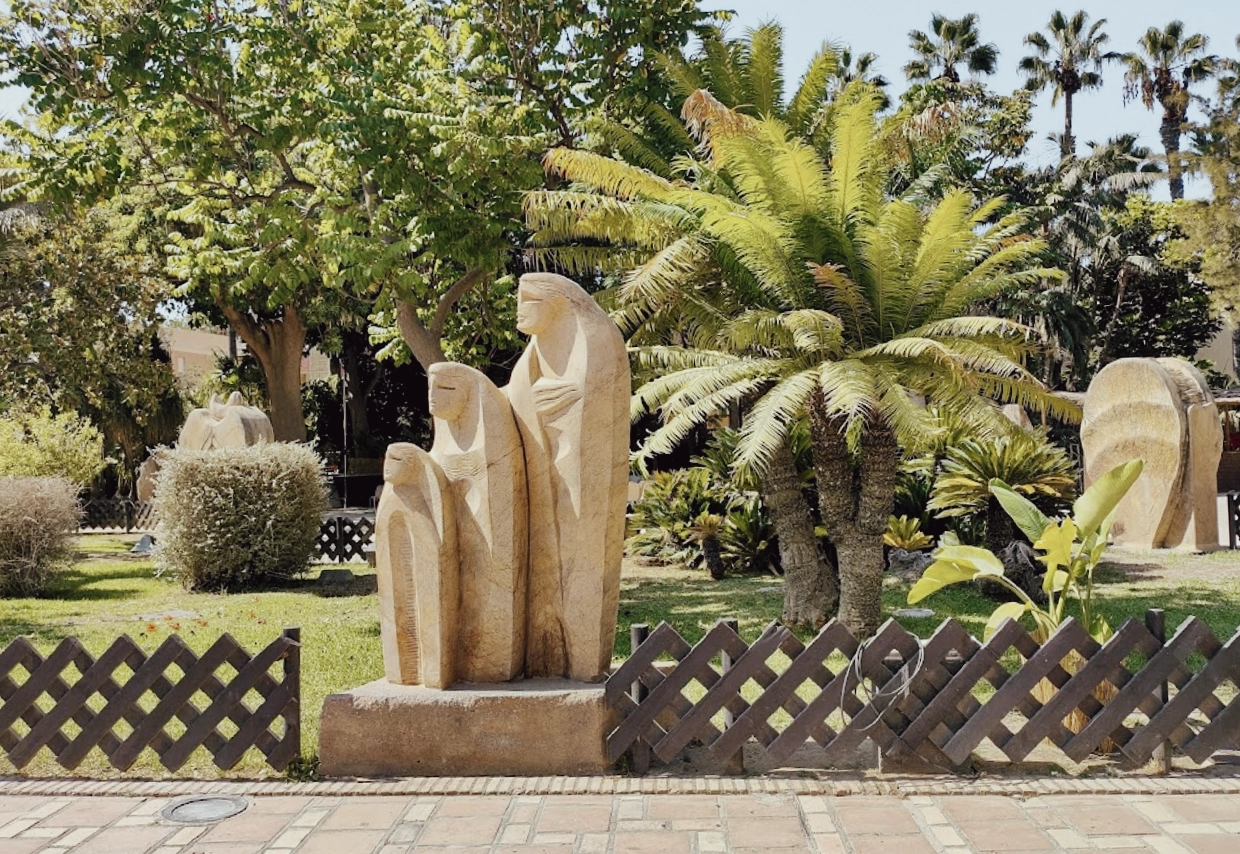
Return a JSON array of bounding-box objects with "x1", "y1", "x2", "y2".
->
[
  {"x1": 806, "y1": 392, "x2": 896, "y2": 637},
  {"x1": 762, "y1": 437, "x2": 837, "y2": 628},
  {"x1": 1161, "y1": 108, "x2": 1185, "y2": 200},
  {"x1": 1062, "y1": 89, "x2": 1075, "y2": 157}
]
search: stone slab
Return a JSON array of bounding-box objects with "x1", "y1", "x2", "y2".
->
[{"x1": 318, "y1": 679, "x2": 617, "y2": 777}]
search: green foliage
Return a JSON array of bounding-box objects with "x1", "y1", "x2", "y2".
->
[
  {"x1": 883, "y1": 515, "x2": 934, "y2": 551},
  {"x1": 928, "y1": 430, "x2": 1078, "y2": 520},
  {"x1": 904, "y1": 13, "x2": 1000, "y2": 83},
  {"x1": 0, "y1": 476, "x2": 79, "y2": 597},
  {"x1": 910, "y1": 459, "x2": 1143, "y2": 641},
  {"x1": 153, "y1": 444, "x2": 328, "y2": 591},
  {"x1": 0, "y1": 409, "x2": 105, "y2": 486}
]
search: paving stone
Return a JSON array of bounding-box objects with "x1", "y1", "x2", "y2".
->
[
  {"x1": 647, "y1": 797, "x2": 719, "y2": 821},
  {"x1": 64, "y1": 825, "x2": 172, "y2": 854},
  {"x1": 719, "y1": 795, "x2": 798, "y2": 818},
  {"x1": 1162, "y1": 823, "x2": 1224, "y2": 835},
  {"x1": 1163, "y1": 797, "x2": 1240, "y2": 823},
  {"x1": 417, "y1": 815, "x2": 503, "y2": 846},
  {"x1": 435, "y1": 797, "x2": 512, "y2": 818},
  {"x1": 509, "y1": 804, "x2": 541, "y2": 824},
  {"x1": 941, "y1": 796, "x2": 1027, "y2": 823},
  {"x1": 1179, "y1": 836, "x2": 1240, "y2": 854},
  {"x1": 0, "y1": 820, "x2": 36, "y2": 840},
  {"x1": 53, "y1": 828, "x2": 99, "y2": 848},
  {"x1": 532, "y1": 832, "x2": 577, "y2": 844},
  {"x1": 0, "y1": 840, "x2": 49, "y2": 854},
  {"x1": 581, "y1": 832, "x2": 610, "y2": 852},
  {"x1": 492, "y1": 847, "x2": 573, "y2": 854},
  {"x1": 44, "y1": 799, "x2": 141, "y2": 827},
  {"x1": 930, "y1": 825, "x2": 965, "y2": 846},
  {"x1": 805, "y1": 813, "x2": 835, "y2": 833},
  {"x1": 536, "y1": 804, "x2": 612, "y2": 833},
  {"x1": 403, "y1": 802, "x2": 437, "y2": 822},
  {"x1": 319, "y1": 797, "x2": 408, "y2": 830},
  {"x1": 834, "y1": 805, "x2": 920, "y2": 836},
  {"x1": 812, "y1": 834, "x2": 846, "y2": 854},
  {"x1": 500, "y1": 824, "x2": 531, "y2": 844},
  {"x1": 612, "y1": 831, "x2": 692, "y2": 854},
  {"x1": 1094, "y1": 836, "x2": 1150, "y2": 848},
  {"x1": 849, "y1": 834, "x2": 937, "y2": 854},
  {"x1": 17, "y1": 827, "x2": 65, "y2": 839},
  {"x1": 270, "y1": 827, "x2": 312, "y2": 848},
  {"x1": 1046, "y1": 827, "x2": 1090, "y2": 848},
  {"x1": 1145, "y1": 838, "x2": 1194, "y2": 854},
  {"x1": 617, "y1": 800, "x2": 644, "y2": 820},
  {"x1": 297, "y1": 830, "x2": 386, "y2": 854},
  {"x1": 291, "y1": 807, "x2": 333, "y2": 828},
  {"x1": 798, "y1": 796, "x2": 829, "y2": 813},
  {"x1": 198, "y1": 812, "x2": 291, "y2": 843},
  {"x1": 1058, "y1": 805, "x2": 1160, "y2": 836},
  {"x1": 957, "y1": 820, "x2": 1053, "y2": 851},
  {"x1": 247, "y1": 796, "x2": 314, "y2": 815},
  {"x1": 697, "y1": 830, "x2": 727, "y2": 852},
  {"x1": 727, "y1": 818, "x2": 807, "y2": 849}
]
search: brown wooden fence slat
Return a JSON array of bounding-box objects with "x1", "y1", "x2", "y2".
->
[{"x1": 0, "y1": 631, "x2": 301, "y2": 774}]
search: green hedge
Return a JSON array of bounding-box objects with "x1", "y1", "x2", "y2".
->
[{"x1": 153, "y1": 443, "x2": 327, "y2": 591}]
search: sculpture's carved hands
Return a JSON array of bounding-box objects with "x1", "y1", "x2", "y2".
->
[{"x1": 531, "y1": 379, "x2": 582, "y2": 417}]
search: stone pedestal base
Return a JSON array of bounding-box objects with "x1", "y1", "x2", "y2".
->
[{"x1": 318, "y1": 679, "x2": 616, "y2": 777}]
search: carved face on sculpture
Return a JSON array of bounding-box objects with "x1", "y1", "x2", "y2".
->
[
  {"x1": 383, "y1": 443, "x2": 422, "y2": 487},
  {"x1": 515, "y1": 279, "x2": 569, "y2": 335},
  {"x1": 427, "y1": 365, "x2": 472, "y2": 423}
]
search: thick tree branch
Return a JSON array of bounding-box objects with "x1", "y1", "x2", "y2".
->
[{"x1": 430, "y1": 268, "x2": 488, "y2": 339}]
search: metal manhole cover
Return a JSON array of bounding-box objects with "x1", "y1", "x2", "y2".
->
[{"x1": 160, "y1": 795, "x2": 248, "y2": 825}]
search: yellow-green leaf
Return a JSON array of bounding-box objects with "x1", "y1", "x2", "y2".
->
[
  {"x1": 1034, "y1": 518, "x2": 1077, "y2": 572},
  {"x1": 907, "y1": 559, "x2": 981, "y2": 604},
  {"x1": 985, "y1": 601, "x2": 1029, "y2": 640},
  {"x1": 934, "y1": 544, "x2": 1006, "y2": 576},
  {"x1": 1074, "y1": 459, "x2": 1143, "y2": 538},
  {"x1": 1042, "y1": 569, "x2": 1070, "y2": 594}
]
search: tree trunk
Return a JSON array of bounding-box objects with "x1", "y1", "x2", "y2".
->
[
  {"x1": 340, "y1": 331, "x2": 373, "y2": 456},
  {"x1": 219, "y1": 301, "x2": 308, "y2": 442},
  {"x1": 1063, "y1": 90, "x2": 1075, "y2": 158},
  {"x1": 985, "y1": 496, "x2": 1016, "y2": 553},
  {"x1": 762, "y1": 437, "x2": 837, "y2": 628},
  {"x1": 833, "y1": 528, "x2": 885, "y2": 638},
  {"x1": 1161, "y1": 110, "x2": 1185, "y2": 201},
  {"x1": 394, "y1": 268, "x2": 488, "y2": 371},
  {"x1": 702, "y1": 535, "x2": 725, "y2": 581}
]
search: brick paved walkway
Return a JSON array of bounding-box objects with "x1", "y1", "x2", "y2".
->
[{"x1": 2, "y1": 789, "x2": 1240, "y2": 854}]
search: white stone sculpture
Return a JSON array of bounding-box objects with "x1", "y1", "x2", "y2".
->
[
  {"x1": 179, "y1": 392, "x2": 274, "y2": 450},
  {"x1": 505, "y1": 273, "x2": 630, "y2": 682},
  {"x1": 428, "y1": 362, "x2": 528, "y2": 683},
  {"x1": 375, "y1": 443, "x2": 459, "y2": 689},
  {"x1": 1081, "y1": 358, "x2": 1222, "y2": 550}
]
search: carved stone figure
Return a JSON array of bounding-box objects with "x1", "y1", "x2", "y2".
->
[
  {"x1": 375, "y1": 443, "x2": 459, "y2": 688},
  {"x1": 1081, "y1": 358, "x2": 1221, "y2": 550},
  {"x1": 428, "y1": 362, "x2": 528, "y2": 683},
  {"x1": 135, "y1": 449, "x2": 167, "y2": 502},
  {"x1": 505, "y1": 272, "x2": 630, "y2": 681},
  {"x1": 179, "y1": 392, "x2": 274, "y2": 450}
]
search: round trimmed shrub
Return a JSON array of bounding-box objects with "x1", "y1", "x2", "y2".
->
[
  {"x1": 0, "y1": 476, "x2": 80, "y2": 597},
  {"x1": 153, "y1": 443, "x2": 328, "y2": 591}
]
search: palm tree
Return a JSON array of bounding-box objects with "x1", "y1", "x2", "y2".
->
[
  {"x1": 905, "y1": 13, "x2": 999, "y2": 84},
  {"x1": 1019, "y1": 11, "x2": 1117, "y2": 157},
  {"x1": 591, "y1": 25, "x2": 845, "y2": 627},
  {"x1": 1123, "y1": 21, "x2": 1216, "y2": 199},
  {"x1": 832, "y1": 47, "x2": 890, "y2": 109},
  {"x1": 527, "y1": 86, "x2": 1074, "y2": 636}
]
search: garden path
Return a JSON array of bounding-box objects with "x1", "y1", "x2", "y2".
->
[{"x1": 1, "y1": 783, "x2": 1239, "y2": 853}]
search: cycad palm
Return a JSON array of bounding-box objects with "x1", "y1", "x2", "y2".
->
[
  {"x1": 1020, "y1": 11, "x2": 1116, "y2": 157},
  {"x1": 527, "y1": 86, "x2": 1072, "y2": 636},
  {"x1": 1123, "y1": 21, "x2": 1216, "y2": 199},
  {"x1": 905, "y1": 13, "x2": 999, "y2": 84}
]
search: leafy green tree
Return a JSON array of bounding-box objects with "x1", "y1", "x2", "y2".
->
[
  {"x1": 1122, "y1": 21, "x2": 1216, "y2": 199},
  {"x1": 1019, "y1": 11, "x2": 1117, "y2": 157},
  {"x1": 904, "y1": 13, "x2": 1000, "y2": 84},
  {"x1": 0, "y1": 196, "x2": 183, "y2": 485},
  {"x1": 0, "y1": 408, "x2": 106, "y2": 486},
  {"x1": 528, "y1": 86, "x2": 1072, "y2": 636}
]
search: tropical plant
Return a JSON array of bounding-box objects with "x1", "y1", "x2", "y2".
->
[
  {"x1": 928, "y1": 430, "x2": 1078, "y2": 553},
  {"x1": 904, "y1": 13, "x2": 999, "y2": 84},
  {"x1": 1122, "y1": 21, "x2": 1217, "y2": 199},
  {"x1": 884, "y1": 515, "x2": 934, "y2": 551},
  {"x1": 909, "y1": 459, "x2": 1143, "y2": 642},
  {"x1": 689, "y1": 511, "x2": 727, "y2": 580},
  {"x1": 528, "y1": 84, "x2": 1075, "y2": 636},
  {"x1": 1019, "y1": 11, "x2": 1117, "y2": 156}
]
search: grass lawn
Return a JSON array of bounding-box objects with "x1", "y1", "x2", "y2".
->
[{"x1": 3, "y1": 535, "x2": 1240, "y2": 779}]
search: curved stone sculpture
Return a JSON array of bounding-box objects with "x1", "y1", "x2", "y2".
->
[
  {"x1": 375, "y1": 443, "x2": 459, "y2": 688},
  {"x1": 1081, "y1": 358, "x2": 1221, "y2": 550},
  {"x1": 428, "y1": 362, "x2": 528, "y2": 683},
  {"x1": 179, "y1": 392, "x2": 274, "y2": 450},
  {"x1": 505, "y1": 272, "x2": 630, "y2": 681}
]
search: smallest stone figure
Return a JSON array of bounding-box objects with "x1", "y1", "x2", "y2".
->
[{"x1": 375, "y1": 442, "x2": 458, "y2": 689}]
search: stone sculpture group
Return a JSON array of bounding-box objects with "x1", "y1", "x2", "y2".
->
[
  {"x1": 1082, "y1": 357, "x2": 1221, "y2": 550},
  {"x1": 376, "y1": 273, "x2": 630, "y2": 687}
]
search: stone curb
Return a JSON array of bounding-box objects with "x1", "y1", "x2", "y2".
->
[{"x1": 4, "y1": 773, "x2": 1240, "y2": 798}]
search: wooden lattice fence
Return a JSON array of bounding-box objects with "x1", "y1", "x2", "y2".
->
[
  {"x1": 0, "y1": 629, "x2": 300, "y2": 772},
  {"x1": 78, "y1": 500, "x2": 156, "y2": 533},
  {"x1": 316, "y1": 514, "x2": 375, "y2": 562},
  {"x1": 608, "y1": 611, "x2": 1240, "y2": 772}
]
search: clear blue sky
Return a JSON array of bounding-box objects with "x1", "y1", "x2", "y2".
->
[{"x1": 3, "y1": 2, "x2": 1238, "y2": 197}]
